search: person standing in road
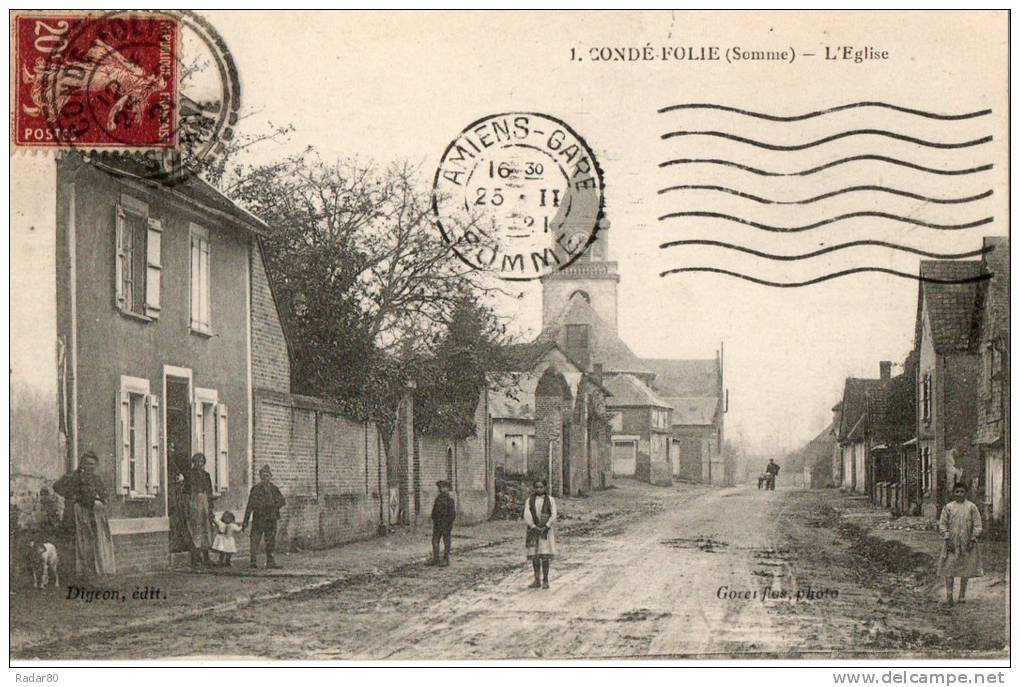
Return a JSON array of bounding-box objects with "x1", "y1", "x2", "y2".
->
[
  {"x1": 242, "y1": 465, "x2": 286, "y2": 569},
  {"x1": 428, "y1": 480, "x2": 456, "y2": 566},
  {"x1": 937, "y1": 483, "x2": 983, "y2": 605},
  {"x1": 524, "y1": 479, "x2": 558, "y2": 589},
  {"x1": 765, "y1": 459, "x2": 781, "y2": 491}
]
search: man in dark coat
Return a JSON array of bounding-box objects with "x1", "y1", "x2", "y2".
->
[
  {"x1": 765, "y1": 459, "x2": 781, "y2": 491},
  {"x1": 428, "y1": 480, "x2": 456, "y2": 566},
  {"x1": 242, "y1": 465, "x2": 286, "y2": 569}
]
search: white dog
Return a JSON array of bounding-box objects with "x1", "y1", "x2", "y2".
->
[{"x1": 29, "y1": 541, "x2": 59, "y2": 589}]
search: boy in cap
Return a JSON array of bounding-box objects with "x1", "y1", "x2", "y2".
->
[
  {"x1": 428, "y1": 480, "x2": 456, "y2": 566},
  {"x1": 242, "y1": 465, "x2": 286, "y2": 569}
]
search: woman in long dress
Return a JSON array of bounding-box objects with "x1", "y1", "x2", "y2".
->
[
  {"x1": 183, "y1": 453, "x2": 216, "y2": 571},
  {"x1": 937, "y1": 483, "x2": 983, "y2": 604},
  {"x1": 52, "y1": 451, "x2": 116, "y2": 577},
  {"x1": 523, "y1": 479, "x2": 557, "y2": 589}
]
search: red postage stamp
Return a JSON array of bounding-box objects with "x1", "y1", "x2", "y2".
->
[{"x1": 11, "y1": 12, "x2": 179, "y2": 149}]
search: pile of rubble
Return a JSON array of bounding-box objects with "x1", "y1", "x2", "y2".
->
[
  {"x1": 491, "y1": 471, "x2": 528, "y2": 520},
  {"x1": 876, "y1": 515, "x2": 936, "y2": 532}
]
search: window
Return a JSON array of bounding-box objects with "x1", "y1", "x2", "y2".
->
[
  {"x1": 190, "y1": 223, "x2": 212, "y2": 334},
  {"x1": 921, "y1": 446, "x2": 932, "y2": 493},
  {"x1": 194, "y1": 388, "x2": 229, "y2": 492},
  {"x1": 115, "y1": 198, "x2": 162, "y2": 319},
  {"x1": 920, "y1": 373, "x2": 932, "y2": 424},
  {"x1": 118, "y1": 376, "x2": 160, "y2": 497}
]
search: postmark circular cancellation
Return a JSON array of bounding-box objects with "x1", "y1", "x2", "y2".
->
[
  {"x1": 432, "y1": 113, "x2": 605, "y2": 281},
  {"x1": 13, "y1": 10, "x2": 240, "y2": 185}
]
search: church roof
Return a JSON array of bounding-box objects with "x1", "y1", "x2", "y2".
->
[
  {"x1": 604, "y1": 373, "x2": 672, "y2": 408},
  {"x1": 664, "y1": 396, "x2": 719, "y2": 426},
  {"x1": 642, "y1": 358, "x2": 720, "y2": 398},
  {"x1": 538, "y1": 293, "x2": 653, "y2": 376}
]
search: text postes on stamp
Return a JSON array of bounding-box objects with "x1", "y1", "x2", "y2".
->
[
  {"x1": 13, "y1": 12, "x2": 180, "y2": 149},
  {"x1": 433, "y1": 112, "x2": 604, "y2": 281}
]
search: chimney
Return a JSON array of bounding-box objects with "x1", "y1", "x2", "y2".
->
[
  {"x1": 592, "y1": 363, "x2": 604, "y2": 385},
  {"x1": 879, "y1": 361, "x2": 892, "y2": 380}
]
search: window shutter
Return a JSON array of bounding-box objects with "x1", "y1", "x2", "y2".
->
[
  {"x1": 190, "y1": 236, "x2": 200, "y2": 329},
  {"x1": 119, "y1": 391, "x2": 131, "y2": 493},
  {"x1": 145, "y1": 218, "x2": 162, "y2": 318},
  {"x1": 115, "y1": 205, "x2": 126, "y2": 309},
  {"x1": 215, "y1": 403, "x2": 229, "y2": 492},
  {"x1": 193, "y1": 399, "x2": 204, "y2": 459},
  {"x1": 147, "y1": 394, "x2": 161, "y2": 494},
  {"x1": 200, "y1": 238, "x2": 211, "y2": 329}
]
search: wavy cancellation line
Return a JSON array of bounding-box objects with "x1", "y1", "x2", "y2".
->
[
  {"x1": 657, "y1": 239, "x2": 994, "y2": 261},
  {"x1": 657, "y1": 185, "x2": 992, "y2": 205},
  {"x1": 657, "y1": 211, "x2": 993, "y2": 232},
  {"x1": 656, "y1": 102, "x2": 992, "y2": 121},
  {"x1": 659, "y1": 266, "x2": 993, "y2": 287},
  {"x1": 660, "y1": 129, "x2": 992, "y2": 151},
  {"x1": 657, "y1": 156, "x2": 993, "y2": 177}
]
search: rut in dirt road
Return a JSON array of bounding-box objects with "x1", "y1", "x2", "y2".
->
[{"x1": 26, "y1": 483, "x2": 995, "y2": 660}]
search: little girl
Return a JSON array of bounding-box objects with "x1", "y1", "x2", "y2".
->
[{"x1": 212, "y1": 511, "x2": 243, "y2": 567}]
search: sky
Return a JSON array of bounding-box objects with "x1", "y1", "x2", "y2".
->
[
  {"x1": 172, "y1": 10, "x2": 1013, "y2": 454},
  {"x1": 11, "y1": 11, "x2": 1007, "y2": 456}
]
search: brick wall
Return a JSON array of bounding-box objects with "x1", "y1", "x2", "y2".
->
[
  {"x1": 253, "y1": 389, "x2": 386, "y2": 549},
  {"x1": 251, "y1": 239, "x2": 291, "y2": 393},
  {"x1": 114, "y1": 531, "x2": 169, "y2": 574},
  {"x1": 416, "y1": 391, "x2": 492, "y2": 525}
]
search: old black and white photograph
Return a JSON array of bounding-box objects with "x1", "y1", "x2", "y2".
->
[{"x1": 7, "y1": 8, "x2": 1012, "y2": 676}]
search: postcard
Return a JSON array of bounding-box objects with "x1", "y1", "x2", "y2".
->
[{"x1": 9, "y1": 10, "x2": 1009, "y2": 665}]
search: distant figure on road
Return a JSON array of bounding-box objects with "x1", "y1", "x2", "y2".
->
[
  {"x1": 765, "y1": 459, "x2": 781, "y2": 491},
  {"x1": 428, "y1": 480, "x2": 456, "y2": 566},
  {"x1": 524, "y1": 479, "x2": 557, "y2": 589},
  {"x1": 757, "y1": 473, "x2": 766, "y2": 490},
  {"x1": 937, "y1": 483, "x2": 983, "y2": 605}
]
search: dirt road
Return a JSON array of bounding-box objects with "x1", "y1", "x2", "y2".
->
[{"x1": 28, "y1": 483, "x2": 1006, "y2": 660}]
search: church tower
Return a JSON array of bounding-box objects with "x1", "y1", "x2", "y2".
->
[{"x1": 541, "y1": 217, "x2": 620, "y2": 332}]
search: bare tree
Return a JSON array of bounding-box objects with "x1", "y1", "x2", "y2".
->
[{"x1": 227, "y1": 150, "x2": 510, "y2": 423}]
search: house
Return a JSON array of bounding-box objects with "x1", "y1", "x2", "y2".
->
[
  {"x1": 784, "y1": 419, "x2": 838, "y2": 490},
  {"x1": 913, "y1": 260, "x2": 983, "y2": 519},
  {"x1": 829, "y1": 401, "x2": 843, "y2": 488},
  {"x1": 489, "y1": 340, "x2": 613, "y2": 496},
  {"x1": 603, "y1": 373, "x2": 674, "y2": 486},
  {"x1": 42, "y1": 152, "x2": 266, "y2": 572},
  {"x1": 537, "y1": 218, "x2": 726, "y2": 487},
  {"x1": 12, "y1": 152, "x2": 495, "y2": 574},
  {"x1": 974, "y1": 237, "x2": 1009, "y2": 529},
  {"x1": 645, "y1": 357, "x2": 727, "y2": 484},
  {"x1": 865, "y1": 361, "x2": 916, "y2": 511},
  {"x1": 835, "y1": 364, "x2": 893, "y2": 495},
  {"x1": 914, "y1": 260, "x2": 986, "y2": 516}
]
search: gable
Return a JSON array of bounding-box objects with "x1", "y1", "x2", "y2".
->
[
  {"x1": 539, "y1": 293, "x2": 651, "y2": 375},
  {"x1": 916, "y1": 260, "x2": 982, "y2": 353}
]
